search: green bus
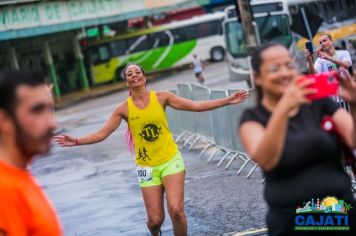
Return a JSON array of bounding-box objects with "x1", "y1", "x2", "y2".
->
[{"x1": 83, "y1": 11, "x2": 226, "y2": 84}]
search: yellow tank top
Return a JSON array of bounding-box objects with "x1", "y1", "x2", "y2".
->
[{"x1": 127, "y1": 91, "x2": 178, "y2": 166}]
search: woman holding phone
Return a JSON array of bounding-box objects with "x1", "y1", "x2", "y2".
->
[{"x1": 239, "y1": 43, "x2": 356, "y2": 235}]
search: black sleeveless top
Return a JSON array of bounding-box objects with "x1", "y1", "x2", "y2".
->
[{"x1": 240, "y1": 98, "x2": 354, "y2": 211}]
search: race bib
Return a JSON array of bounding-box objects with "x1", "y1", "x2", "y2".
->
[{"x1": 136, "y1": 166, "x2": 153, "y2": 182}]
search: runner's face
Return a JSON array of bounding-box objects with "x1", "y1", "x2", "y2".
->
[
  {"x1": 125, "y1": 65, "x2": 146, "y2": 89},
  {"x1": 12, "y1": 85, "x2": 57, "y2": 156}
]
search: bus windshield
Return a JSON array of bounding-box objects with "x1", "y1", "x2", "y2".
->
[{"x1": 225, "y1": 14, "x2": 291, "y2": 57}]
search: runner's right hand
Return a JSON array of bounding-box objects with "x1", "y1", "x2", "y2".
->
[{"x1": 53, "y1": 134, "x2": 77, "y2": 147}]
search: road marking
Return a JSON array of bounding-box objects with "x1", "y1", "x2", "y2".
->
[{"x1": 232, "y1": 228, "x2": 268, "y2": 236}]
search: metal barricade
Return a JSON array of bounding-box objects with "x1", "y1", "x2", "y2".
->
[
  {"x1": 167, "y1": 84, "x2": 260, "y2": 179},
  {"x1": 210, "y1": 90, "x2": 230, "y2": 148},
  {"x1": 224, "y1": 89, "x2": 258, "y2": 178},
  {"x1": 212, "y1": 89, "x2": 248, "y2": 171},
  {"x1": 210, "y1": 89, "x2": 258, "y2": 178},
  {"x1": 166, "y1": 89, "x2": 181, "y2": 137},
  {"x1": 175, "y1": 83, "x2": 196, "y2": 144},
  {"x1": 183, "y1": 83, "x2": 214, "y2": 150},
  {"x1": 205, "y1": 90, "x2": 233, "y2": 162},
  {"x1": 227, "y1": 89, "x2": 254, "y2": 151}
]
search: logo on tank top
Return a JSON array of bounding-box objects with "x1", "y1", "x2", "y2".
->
[
  {"x1": 139, "y1": 123, "x2": 162, "y2": 142},
  {"x1": 137, "y1": 147, "x2": 150, "y2": 161},
  {"x1": 130, "y1": 116, "x2": 140, "y2": 121}
]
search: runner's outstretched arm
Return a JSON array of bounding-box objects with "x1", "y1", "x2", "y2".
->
[
  {"x1": 159, "y1": 90, "x2": 248, "y2": 112},
  {"x1": 53, "y1": 102, "x2": 126, "y2": 147}
]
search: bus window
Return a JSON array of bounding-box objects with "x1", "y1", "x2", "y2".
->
[
  {"x1": 256, "y1": 15, "x2": 291, "y2": 47},
  {"x1": 89, "y1": 49, "x2": 99, "y2": 65},
  {"x1": 153, "y1": 31, "x2": 171, "y2": 47},
  {"x1": 171, "y1": 20, "x2": 223, "y2": 43},
  {"x1": 195, "y1": 20, "x2": 221, "y2": 38},
  {"x1": 89, "y1": 45, "x2": 110, "y2": 65},
  {"x1": 171, "y1": 25, "x2": 195, "y2": 43},
  {"x1": 217, "y1": 20, "x2": 223, "y2": 35},
  {"x1": 98, "y1": 45, "x2": 110, "y2": 62},
  {"x1": 111, "y1": 40, "x2": 127, "y2": 57},
  {"x1": 127, "y1": 35, "x2": 153, "y2": 53},
  {"x1": 225, "y1": 21, "x2": 247, "y2": 57}
]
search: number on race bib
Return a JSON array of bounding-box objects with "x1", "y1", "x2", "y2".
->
[
  {"x1": 136, "y1": 166, "x2": 152, "y2": 182},
  {"x1": 138, "y1": 170, "x2": 147, "y2": 177}
]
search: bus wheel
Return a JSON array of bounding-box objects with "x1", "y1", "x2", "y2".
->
[{"x1": 210, "y1": 46, "x2": 225, "y2": 61}]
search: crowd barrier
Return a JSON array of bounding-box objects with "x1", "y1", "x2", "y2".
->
[
  {"x1": 166, "y1": 90, "x2": 181, "y2": 136},
  {"x1": 167, "y1": 83, "x2": 259, "y2": 179},
  {"x1": 167, "y1": 83, "x2": 356, "y2": 191},
  {"x1": 174, "y1": 84, "x2": 195, "y2": 145}
]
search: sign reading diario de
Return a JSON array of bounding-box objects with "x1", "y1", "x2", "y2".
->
[{"x1": 0, "y1": 0, "x2": 145, "y2": 32}]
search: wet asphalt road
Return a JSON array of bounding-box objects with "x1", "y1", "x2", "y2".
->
[{"x1": 31, "y1": 61, "x2": 268, "y2": 235}]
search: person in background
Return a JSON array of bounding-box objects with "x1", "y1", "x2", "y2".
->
[
  {"x1": 350, "y1": 38, "x2": 356, "y2": 56},
  {"x1": 0, "y1": 70, "x2": 62, "y2": 235},
  {"x1": 240, "y1": 43, "x2": 356, "y2": 235},
  {"x1": 192, "y1": 54, "x2": 205, "y2": 84},
  {"x1": 305, "y1": 33, "x2": 353, "y2": 111},
  {"x1": 305, "y1": 34, "x2": 352, "y2": 74},
  {"x1": 54, "y1": 63, "x2": 248, "y2": 236}
]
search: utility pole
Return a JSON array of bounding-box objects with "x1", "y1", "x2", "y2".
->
[{"x1": 236, "y1": 0, "x2": 258, "y2": 54}]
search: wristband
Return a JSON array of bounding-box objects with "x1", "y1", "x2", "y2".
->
[{"x1": 75, "y1": 138, "x2": 79, "y2": 146}]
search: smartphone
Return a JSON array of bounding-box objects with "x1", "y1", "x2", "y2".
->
[
  {"x1": 298, "y1": 71, "x2": 339, "y2": 100},
  {"x1": 305, "y1": 41, "x2": 314, "y2": 54},
  {"x1": 349, "y1": 66, "x2": 354, "y2": 76}
]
